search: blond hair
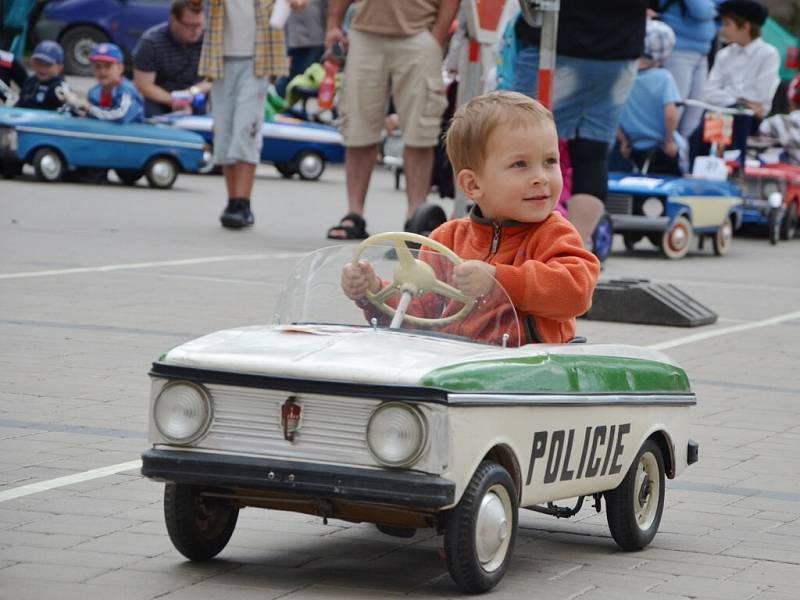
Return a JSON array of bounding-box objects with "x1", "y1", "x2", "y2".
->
[{"x1": 445, "y1": 90, "x2": 554, "y2": 173}]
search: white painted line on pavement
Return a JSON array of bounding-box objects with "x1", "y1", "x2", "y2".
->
[
  {"x1": 0, "y1": 460, "x2": 142, "y2": 503},
  {"x1": 0, "y1": 253, "x2": 305, "y2": 280},
  {"x1": 649, "y1": 309, "x2": 800, "y2": 351}
]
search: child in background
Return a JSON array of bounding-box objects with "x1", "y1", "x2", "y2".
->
[
  {"x1": 341, "y1": 91, "x2": 600, "y2": 345},
  {"x1": 16, "y1": 40, "x2": 69, "y2": 111},
  {"x1": 758, "y1": 75, "x2": 800, "y2": 165},
  {"x1": 615, "y1": 19, "x2": 684, "y2": 175},
  {"x1": 73, "y1": 43, "x2": 144, "y2": 124}
]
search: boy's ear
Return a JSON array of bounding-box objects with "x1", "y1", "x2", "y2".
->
[{"x1": 456, "y1": 168, "x2": 483, "y2": 200}]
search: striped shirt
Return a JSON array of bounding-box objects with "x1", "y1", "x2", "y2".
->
[{"x1": 199, "y1": 0, "x2": 288, "y2": 79}]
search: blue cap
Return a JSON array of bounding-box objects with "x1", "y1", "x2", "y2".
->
[
  {"x1": 32, "y1": 40, "x2": 64, "y2": 65},
  {"x1": 89, "y1": 42, "x2": 124, "y2": 64}
]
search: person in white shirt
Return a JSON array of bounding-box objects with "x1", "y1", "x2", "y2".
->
[{"x1": 692, "y1": 0, "x2": 779, "y2": 165}]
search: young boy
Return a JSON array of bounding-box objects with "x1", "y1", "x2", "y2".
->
[
  {"x1": 616, "y1": 19, "x2": 684, "y2": 175},
  {"x1": 758, "y1": 74, "x2": 800, "y2": 165},
  {"x1": 75, "y1": 43, "x2": 144, "y2": 123},
  {"x1": 16, "y1": 40, "x2": 69, "y2": 111},
  {"x1": 693, "y1": 0, "x2": 779, "y2": 163},
  {"x1": 341, "y1": 91, "x2": 600, "y2": 345}
]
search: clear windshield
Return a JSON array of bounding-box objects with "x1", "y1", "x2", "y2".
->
[{"x1": 272, "y1": 243, "x2": 521, "y2": 347}]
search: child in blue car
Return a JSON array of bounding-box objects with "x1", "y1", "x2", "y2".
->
[
  {"x1": 72, "y1": 43, "x2": 144, "y2": 124},
  {"x1": 16, "y1": 40, "x2": 69, "y2": 111}
]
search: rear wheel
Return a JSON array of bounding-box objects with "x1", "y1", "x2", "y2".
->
[
  {"x1": 296, "y1": 151, "x2": 325, "y2": 181},
  {"x1": 623, "y1": 233, "x2": 642, "y2": 251},
  {"x1": 781, "y1": 201, "x2": 798, "y2": 240},
  {"x1": 60, "y1": 26, "x2": 109, "y2": 76},
  {"x1": 712, "y1": 216, "x2": 733, "y2": 256},
  {"x1": 0, "y1": 159, "x2": 22, "y2": 179},
  {"x1": 115, "y1": 169, "x2": 142, "y2": 186},
  {"x1": 767, "y1": 207, "x2": 781, "y2": 245},
  {"x1": 591, "y1": 213, "x2": 614, "y2": 263},
  {"x1": 661, "y1": 216, "x2": 692, "y2": 259},
  {"x1": 406, "y1": 203, "x2": 448, "y2": 236},
  {"x1": 32, "y1": 148, "x2": 64, "y2": 182},
  {"x1": 164, "y1": 484, "x2": 239, "y2": 561},
  {"x1": 274, "y1": 161, "x2": 296, "y2": 178},
  {"x1": 145, "y1": 156, "x2": 178, "y2": 189},
  {"x1": 444, "y1": 461, "x2": 518, "y2": 593},
  {"x1": 605, "y1": 439, "x2": 665, "y2": 551}
]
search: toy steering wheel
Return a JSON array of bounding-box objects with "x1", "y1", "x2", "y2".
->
[{"x1": 352, "y1": 232, "x2": 476, "y2": 328}]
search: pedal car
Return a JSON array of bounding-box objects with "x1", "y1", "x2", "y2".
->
[
  {"x1": 141, "y1": 233, "x2": 699, "y2": 594},
  {"x1": 0, "y1": 106, "x2": 205, "y2": 188},
  {"x1": 164, "y1": 113, "x2": 344, "y2": 180},
  {"x1": 606, "y1": 173, "x2": 743, "y2": 259}
]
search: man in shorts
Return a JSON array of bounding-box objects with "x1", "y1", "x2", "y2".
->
[
  {"x1": 325, "y1": 0, "x2": 461, "y2": 240},
  {"x1": 199, "y1": 0, "x2": 301, "y2": 229}
]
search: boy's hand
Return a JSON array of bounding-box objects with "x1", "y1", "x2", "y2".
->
[
  {"x1": 341, "y1": 260, "x2": 380, "y2": 301},
  {"x1": 663, "y1": 138, "x2": 678, "y2": 157},
  {"x1": 453, "y1": 261, "x2": 496, "y2": 298}
]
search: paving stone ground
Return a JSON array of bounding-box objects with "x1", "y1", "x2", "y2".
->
[{"x1": 1, "y1": 165, "x2": 799, "y2": 599}]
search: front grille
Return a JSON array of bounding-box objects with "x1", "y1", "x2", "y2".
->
[
  {"x1": 606, "y1": 193, "x2": 633, "y2": 215},
  {"x1": 199, "y1": 385, "x2": 380, "y2": 466}
]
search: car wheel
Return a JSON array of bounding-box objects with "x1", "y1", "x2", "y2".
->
[
  {"x1": 296, "y1": 151, "x2": 325, "y2": 181},
  {"x1": 0, "y1": 159, "x2": 22, "y2": 179},
  {"x1": 444, "y1": 461, "x2": 518, "y2": 594},
  {"x1": 712, "y1": 216, "x2": 733, "y2": 256},
  {"x1": 60, "y1": 26, "x2": 110, "y2": 76},
  {"x1": 767, "y1": 207, "x2": 781, "y2": 245},
  {"x1": 661, "y1": 215, "x2": 693, "y2": 259},
  {"x1": 274, "y1": 161, "x2": 297, "y2": 178},
  {"x1": 197, "y1": 146, "x2": 219, "y2": 175},
  {"x1": 145, "y1": 156, "x2": 178, "y2": 189},
  {"x1": 781, "y1": 201, "x2": 798, "y2": 240},
  {"x1": 623, "y1": 233, "x2": 642, "y2": 251},
  {"x1": 406, "y1": 203, "x2": 448, "y2": 236},
  {"x1": 115, "y1": 169, "x2": 143, "y2": 186},
  {"x1": 32, "y1": 148, "x2": 64, "y2": 182},
  {"x1": 605, "y1": 439, "x2": 665, "y2": 551},
  {"x1": 592, "y1": 213, "x2": 614, "y2": 263},
  {"x1": 164, "y1": 484, "x2": 238, "y2": 561}
]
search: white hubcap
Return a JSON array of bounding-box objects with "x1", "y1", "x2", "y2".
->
[
  {"x1": 40, "y1": 154, "x2": 61, "y2": 180},
  {"x1": 299, "y1": 154, "x2": 322, "y2": 178},
  {"x1": 150, "y1": 160, "x2": 174, "y2": 186},
  {"x1": 475, "y1": 485, "x2": 512, "y2": 572},
  {"x1": 634, "y1": 452, "x2": 660, "y2": 530}
]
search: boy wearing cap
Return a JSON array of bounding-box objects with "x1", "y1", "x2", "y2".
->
[
  {"x1": 615, "y1": 19, "x2": 684, "y2": 175},
  {"x1": 16, "y1": 40, "x2": 69, "y2": 111},
  {"x1": 81, "y1": 43, "x2": 144, "y2": 124}
]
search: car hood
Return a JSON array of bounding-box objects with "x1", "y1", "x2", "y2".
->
[
  {"x1": 608, "y1": 171, "x2": 741, "y2": 197},
  {"x1": 157, "y1": 325, "x2": 692, "y2": 394}
]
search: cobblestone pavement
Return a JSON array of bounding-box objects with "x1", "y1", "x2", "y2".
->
[{"x1": 1, "y1": 165, "x2": 799, "y2": 599}]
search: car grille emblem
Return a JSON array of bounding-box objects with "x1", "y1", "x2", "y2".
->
[{"x1": 281, "y1": 396, "x2": 301, "y2": 442}]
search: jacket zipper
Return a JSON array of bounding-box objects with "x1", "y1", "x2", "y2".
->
[{"x1": 490, "y1": 223, "x2": 501, "y2": 255}]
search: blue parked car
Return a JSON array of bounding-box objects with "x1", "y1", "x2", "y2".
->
[
  {"x1": 0, "y1": 106, "x2": 206, "y2": 188},
  {"x1": 33, "y1": 0, "x2": 170, "y2": 76}
]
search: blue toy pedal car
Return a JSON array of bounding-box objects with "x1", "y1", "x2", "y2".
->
[
  {"x1": 164, "y1": 113, "x2": 345, "y2": 181},
  {"x1": 606, "y1": 173, "x2": 743, "y2": 259},
  {"x1": 0, "y1": 106, "x2": 206, "y2": 188}
]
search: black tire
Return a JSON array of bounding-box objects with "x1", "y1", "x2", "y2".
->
[
  {"x1": 767, "y1": 207, "x2": 781, "y2": 245},
  {"x1": 444, "y1": 461, "x2": 518, "y2": 594},
  {"x1": 712, "y1": 216, "x2": 733, "y2": 256},
  {"x1": 164, "y1": 484, "x2": 239, "y2": 561},
  {"x1": 647, "y1": 233, "x2": 662, "y2": 249},
  {"x1": 115, "y1": 169, "x2": 142, "y2": 186},
  {"x1": 592, "y1": 213, "x2": 614, "y2": 263},
  {"x1": 32, "y1": 147, "x2": 64, "y2": 182},
  {"x1": 406, "y1": 203, "x2": 448, "y2": 236},
  {"x1": 145, "y1": 156, "x2": 178, "y2": 189},
  {"x1": 0, "y1": 159, "x2": 22, "y2": 179},
  {"x1": 375, "y1": 524, "x2": 416, "y2": 538},
  {"x1": 605, "y1": 439, "x2": 665, "y2": 551},
  {"x1": 623, "y1": 233, "x2": 642, "y2": 251},
  {"x1": 274, "y1": 161, "x2": 297, "y2": 178},
  {"x1": 60, "y1": 26, "x2": 110, "y2": 76},
  {"x1": 781, "y1": 201, "x2": 798, "y2": 240},
  {"x1": 296, "y1": 150, "x2": 325, "y2": 181}
]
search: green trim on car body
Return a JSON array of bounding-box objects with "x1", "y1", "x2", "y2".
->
[{"x1": 420, "y1": 355, "x2": 690, "y2": 394}]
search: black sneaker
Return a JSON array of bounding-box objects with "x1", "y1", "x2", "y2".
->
[{"x1": 220, "y1": 199, "x2": 255, "y2": 229}]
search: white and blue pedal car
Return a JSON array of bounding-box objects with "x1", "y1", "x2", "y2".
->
[
  {"x1": 0, "y1": 106, "x2": 206, "y2": 188},
  {"x1": 142, "y1": 233, "x2": 699, "y2": 593}
]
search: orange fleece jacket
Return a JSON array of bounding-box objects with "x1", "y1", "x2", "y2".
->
[{"x1": 426, "y1": 210, "x2": 600, "y2": 344}]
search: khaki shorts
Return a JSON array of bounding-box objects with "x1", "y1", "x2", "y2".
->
[{"x1": 339, "y1": 29, "x2": 448, "y2": 148}]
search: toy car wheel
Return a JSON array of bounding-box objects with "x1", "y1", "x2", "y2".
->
[
  {"x1": 197, "y1": 146, "x2": 218, "y2": 175},
  {"x1": 406, "y1": 203, "x2": 448, "y2": 236},
  {"x1": 164, "y1": 484, "x2": 239, "y2": 561},
  {"x1": 623, "y1": 233, "x2": 642, "y2": 251},
  {"x1": 444, "y1": 461, "x2": 518, "y2": 593},
  {"x1": 32, "y1": 148, "x2": 64, "y2": 182},
  {"x1": 296, "y1": 151, "x2": 325, "y2": 181},
  {"x1": 767, "y1": 208, "x2": 781, "y2": 245},
  {"x1": 145, "y1": 157, "x2": 178, "y2": 189},
  {"x1": 115, "y1": 169, "x2": 143, "y2": 186},
  {"x1": 712, "y1": 216, "x2": 733, "y2": 256},
  {"x1": 274, "y1": 161, "x2": 297, "y2": 178},
  {"x1": 661, "y1": 216, "x2": 692, "y2": 259},
  {"x1": 60, "y1": 26, "x2": 110, "y2": 77},
  {"x1": 0, "y1": 159, "x2": 23, "y2": 179},
  {"x1": 604, "y1": 439, "x2": 665, "y2": 551},
  {"x1": 781, "y1": 201, "x2": 798, "y2": 240},
  {"x1": 592, "y1": 213, "x2": 614, "y2": 263}
]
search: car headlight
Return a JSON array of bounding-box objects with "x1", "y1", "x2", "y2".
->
[
  {"x1": 0, "y1": 127, "x2": 18, "y2": 152},
  {"x1": 367, "y1": 402, "x2": 426, "y2": 467},
  {"x1": 642, "y1": 196, "x2": 664, "y2": 217},
  {"x1": 154, "y1": 382, "x2": 212, "y2": 444}
]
